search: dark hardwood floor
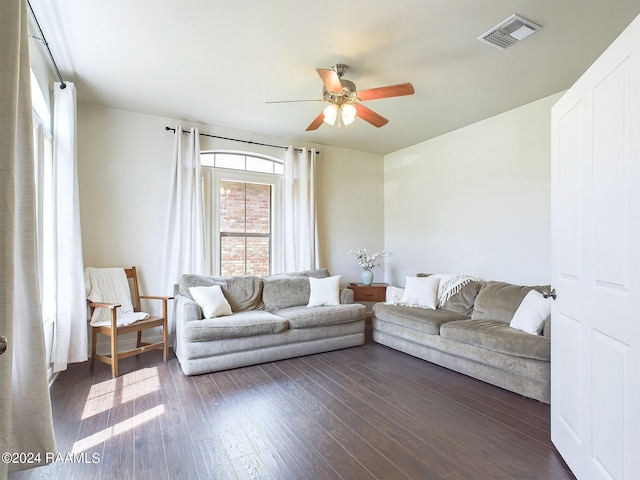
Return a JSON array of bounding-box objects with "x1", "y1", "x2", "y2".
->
[{"x1": 10, "y1": 330, "x2": 574, "y2": 480}]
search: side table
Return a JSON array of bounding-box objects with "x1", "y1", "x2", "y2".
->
[
  {"x1": 347, "y1": 283, "x2": 388, "y2": 325},
  {"x1": 347, "y1": 283, "x2": 388, "y2": 303}
]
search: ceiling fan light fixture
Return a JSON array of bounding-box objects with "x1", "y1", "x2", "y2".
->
[
  {"x1": 323, "y1": 104, "x2": 338, "y2": 126},
  {"x1": 342, "y1": 104, "x2": 357, "y2": 126},
  {"x1": 322, "y1": 103, "x2": 356, "y2": 128}
]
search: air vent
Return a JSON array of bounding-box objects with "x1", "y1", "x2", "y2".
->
[{"x1": 478, "y1": 14, "x2": 541, "y2": 49}]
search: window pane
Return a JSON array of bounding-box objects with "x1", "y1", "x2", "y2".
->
[
  {"x1": 274, "y1": 162, "x2": 284, "y2": 175},
  {"x1": 41, "y1": 135, "x2": 55, "y2": 322},
  {"x1": 219, "y1": 180, "x2": 246, "y2": 233},
  {"x1": 246, "y1": 237, "x2": 270, "y2": 276},
  {"x1": 215, "y1": 153, "x2": 245, "y2": 170},
  {"x1": 219, "y1": 180, "x2": 272, "y2": 275},
  {"x1": 246, "y1": 156, "x2": 273, "y2": 173},
  {"x1": 220, "y1": 237, "x2": 246, "y2": 276},
  {"x1": 246, "y1": 184, "x2": 271, "y2": 234}
]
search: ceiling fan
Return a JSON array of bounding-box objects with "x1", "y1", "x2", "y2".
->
[{"x1": 268, "y1": 64, "x2": 415, "y2": 131}]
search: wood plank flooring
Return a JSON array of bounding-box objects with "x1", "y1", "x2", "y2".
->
[{"x1": 10, "y1": 331, "x2": 574, "y2": 480}]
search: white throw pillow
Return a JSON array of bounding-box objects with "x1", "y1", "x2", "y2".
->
[
  {"x1": 510, "y1": 290, "x2": 551, "y2": 335},
  {"x1": 307, "y1": 275, "x2": 341, "y2": 307},
  {"x1": 399, "y1": 276, "x2": 440, "y2": 309},
  {"x1": 189, "y1": 285, "x2": 233, "y2": 319},
  {"x1": 385, "y1": 285, "x2": 405, "y2": 304}
]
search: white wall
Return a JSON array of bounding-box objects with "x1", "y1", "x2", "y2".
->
[
  {"x1": 77, "y1": 104, "x2": 385, "y2": 303},
  {"x1": 77, "y1": 91, "x2": 560, "y2": 317},
  {"x1": 383, "y1": 92, "x2": 563, "y2": 287}
]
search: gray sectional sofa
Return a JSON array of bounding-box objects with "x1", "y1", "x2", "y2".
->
[
  {"x1": 372, "y1": 278, "x2": 551, "y2": 403},
  {"x1": 174, "y1": 269, "x2": 366, "y2": 375}
]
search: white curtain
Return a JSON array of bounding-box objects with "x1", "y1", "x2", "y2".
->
[
  {"x1": 161, "y1": 127, "x2": 206, "y2": 331},
  {"x1": 0, "y1": 0, "x2": 56, "y2": 476},
  {"x1": 51, "y1": 81, "x2": 88, "y2": 373},
  {"x1": 283, "y1": 146, "x2": 320, "y2": 271}
]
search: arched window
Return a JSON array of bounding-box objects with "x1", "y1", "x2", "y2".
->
[{"x1": 201, "y1": 151, "x2": 283, "y2": 276}]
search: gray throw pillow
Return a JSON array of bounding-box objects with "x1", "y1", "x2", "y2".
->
[
  {"x1": 441, "y1": 280, "x2": 483, "y2": 316},
  {"x1": 262, "y1": 269, "x2": 329, "y2": 311},
  {"x1": 471, "y1": 281, "x2": 550, "y2": 324},
  {"x1": 221, "y1": 276, "x2": 264, "y2": 312},
  {"x1": 416, "y1": 273, "x2": 483, "y2": 316},
  {"x1": 179, "y1": 274, "x2": 226, "y2": 300},
  {"x1": 178, "y1": 274, "x2": 263, "y2": 312}
]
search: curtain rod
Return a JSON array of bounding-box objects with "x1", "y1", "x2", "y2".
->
[
  {"x1": 27, "y1": 0, "x2": 66, "y2": 89},
  {"x1": 165, "y1": 127, "x2": 319, "y2": 154}
]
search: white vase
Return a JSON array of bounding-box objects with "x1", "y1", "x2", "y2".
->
[{"x1": 361, "y1": 270, "x2": 374, "y2": 285}]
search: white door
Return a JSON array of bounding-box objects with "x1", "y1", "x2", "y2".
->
[{"x1": 551, "y1": 13, "x2": 640, "y2": 480}]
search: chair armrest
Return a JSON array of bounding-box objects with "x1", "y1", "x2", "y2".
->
[
  {"x1": 138, "y1": 295, "x2": 173, "y2": 318},
  {"x1": 88, "y1": 302, "x2": 119, "y2": 330},
  {"x1": 88, "y1": 302, "x2": 121, "y2": 309}
]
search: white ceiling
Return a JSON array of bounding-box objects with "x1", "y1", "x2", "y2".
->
[{"x1": 29, "y1": 1, "x2": 640, "y2": 155}]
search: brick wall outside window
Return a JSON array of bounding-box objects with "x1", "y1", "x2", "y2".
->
[{"x1": 219, "y1": 180, "x2": 271, "y2": 276}]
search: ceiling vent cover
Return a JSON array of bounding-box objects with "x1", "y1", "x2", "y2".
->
[{"x1": 478, "y1": 14, "x2": 541, "y2": 49}]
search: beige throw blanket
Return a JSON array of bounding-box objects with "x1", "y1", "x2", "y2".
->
[{"x1": 85, "y1": 267, "x2": 149, "y2": 327}]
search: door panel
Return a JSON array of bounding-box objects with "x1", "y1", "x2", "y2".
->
[
  {"x1": 551, "y1": 13, "x2": 640, "y2": 480},
  {"x1": 592, "y1": 60, "x2": 630, "y2": 288}
]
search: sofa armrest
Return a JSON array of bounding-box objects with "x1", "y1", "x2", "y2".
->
[
  {"x1": 340, "y1": 288, "x2": 354, "y2": 304},
  {"x1": 174, "y1": 294, "x2": 203, "y2": 324},
  {"x1": 542, "y1": 318, "x2": 551, "y2": 338}
]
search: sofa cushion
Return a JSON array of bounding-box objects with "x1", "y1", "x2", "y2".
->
[
  {"x1": 372, "y1": 303, "x2": 468, "y2": 335},
  {"x1": 275, "y1": 303, "x2": 365, "y2": 329},
  {"x1": 440, "y1": 319, "x2": 550, "y2": 361},
  {"x1": 179, "y1": 274, "x2": 264, "y2": 312},
  {"x1": 471, "y1": 281, "x2": 550, "y2": 324},
  {"x1": 441, "y1": 279, "x2": 483, "y2": 316},
  {"x1": 182, "y1": 310, "x2": 288, "y2": 342},
  {"x1": 262, "y1": 269, "x2": 329, "y2": 311},
  {"x1": 416, "y1": 273, "x2": 484, "y2": 316}
]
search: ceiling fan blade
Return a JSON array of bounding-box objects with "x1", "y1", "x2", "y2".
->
[
  {"x1": 265, "y1": 99, "x2": 323, "y2": 104},
  {"x1": 355, "y1": 104, "x2": 389, "y2": 128},
  {"x1": 357, "y1": 82, "x2": 415, "y2": 101},
  {"x1": 306, "y1": 111, "x2": 325, "y2": 131},
  {"x1": 316, "y1": 68, "x2": 343, "y2": 93}
]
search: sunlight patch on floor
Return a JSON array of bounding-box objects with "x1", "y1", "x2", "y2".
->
[
  {"x1": 73, "y1": 404, "x2": 165, "y2": 454},
  {"x1": 81, "y1": 367, "x2": 160, "y2": 419}
]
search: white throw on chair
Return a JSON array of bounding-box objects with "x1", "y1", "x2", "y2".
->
[{"x1": 86, "y1": 266, "x2": 171, "y2": 377}]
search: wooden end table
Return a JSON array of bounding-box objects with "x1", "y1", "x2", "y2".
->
[{"x1": 347, "y1": 283, "x2": 388, "y2": 303}]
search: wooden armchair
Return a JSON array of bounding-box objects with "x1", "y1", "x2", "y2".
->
[{"x1": 88, "y1": 266, "x2": 172, "y2": 378}]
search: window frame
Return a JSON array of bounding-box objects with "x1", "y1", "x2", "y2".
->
[
  {"x1": 32, "y1": 108, "x2": 55, "y2": 326},
  {"x1": 201, "y1": 151, "x2": 283, "y2": 276}
]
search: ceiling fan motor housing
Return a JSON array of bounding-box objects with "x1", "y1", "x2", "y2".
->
[{"x1": 323, "y1": 77, "x2": 358, "y2": 105}]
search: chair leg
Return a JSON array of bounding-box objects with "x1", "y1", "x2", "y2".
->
[
  {"x1": 110, "y1": 330, "x2": 118, "y2": 378},
  {"x1": 162, "y1": 318, "x2": 168, "y2": 362},
  {"x1": 136, "y1": 331, "x2": 142, "y2": 348},
  {"x1": 90, "y1": 327, "x2": 97, "y2": 370}
]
